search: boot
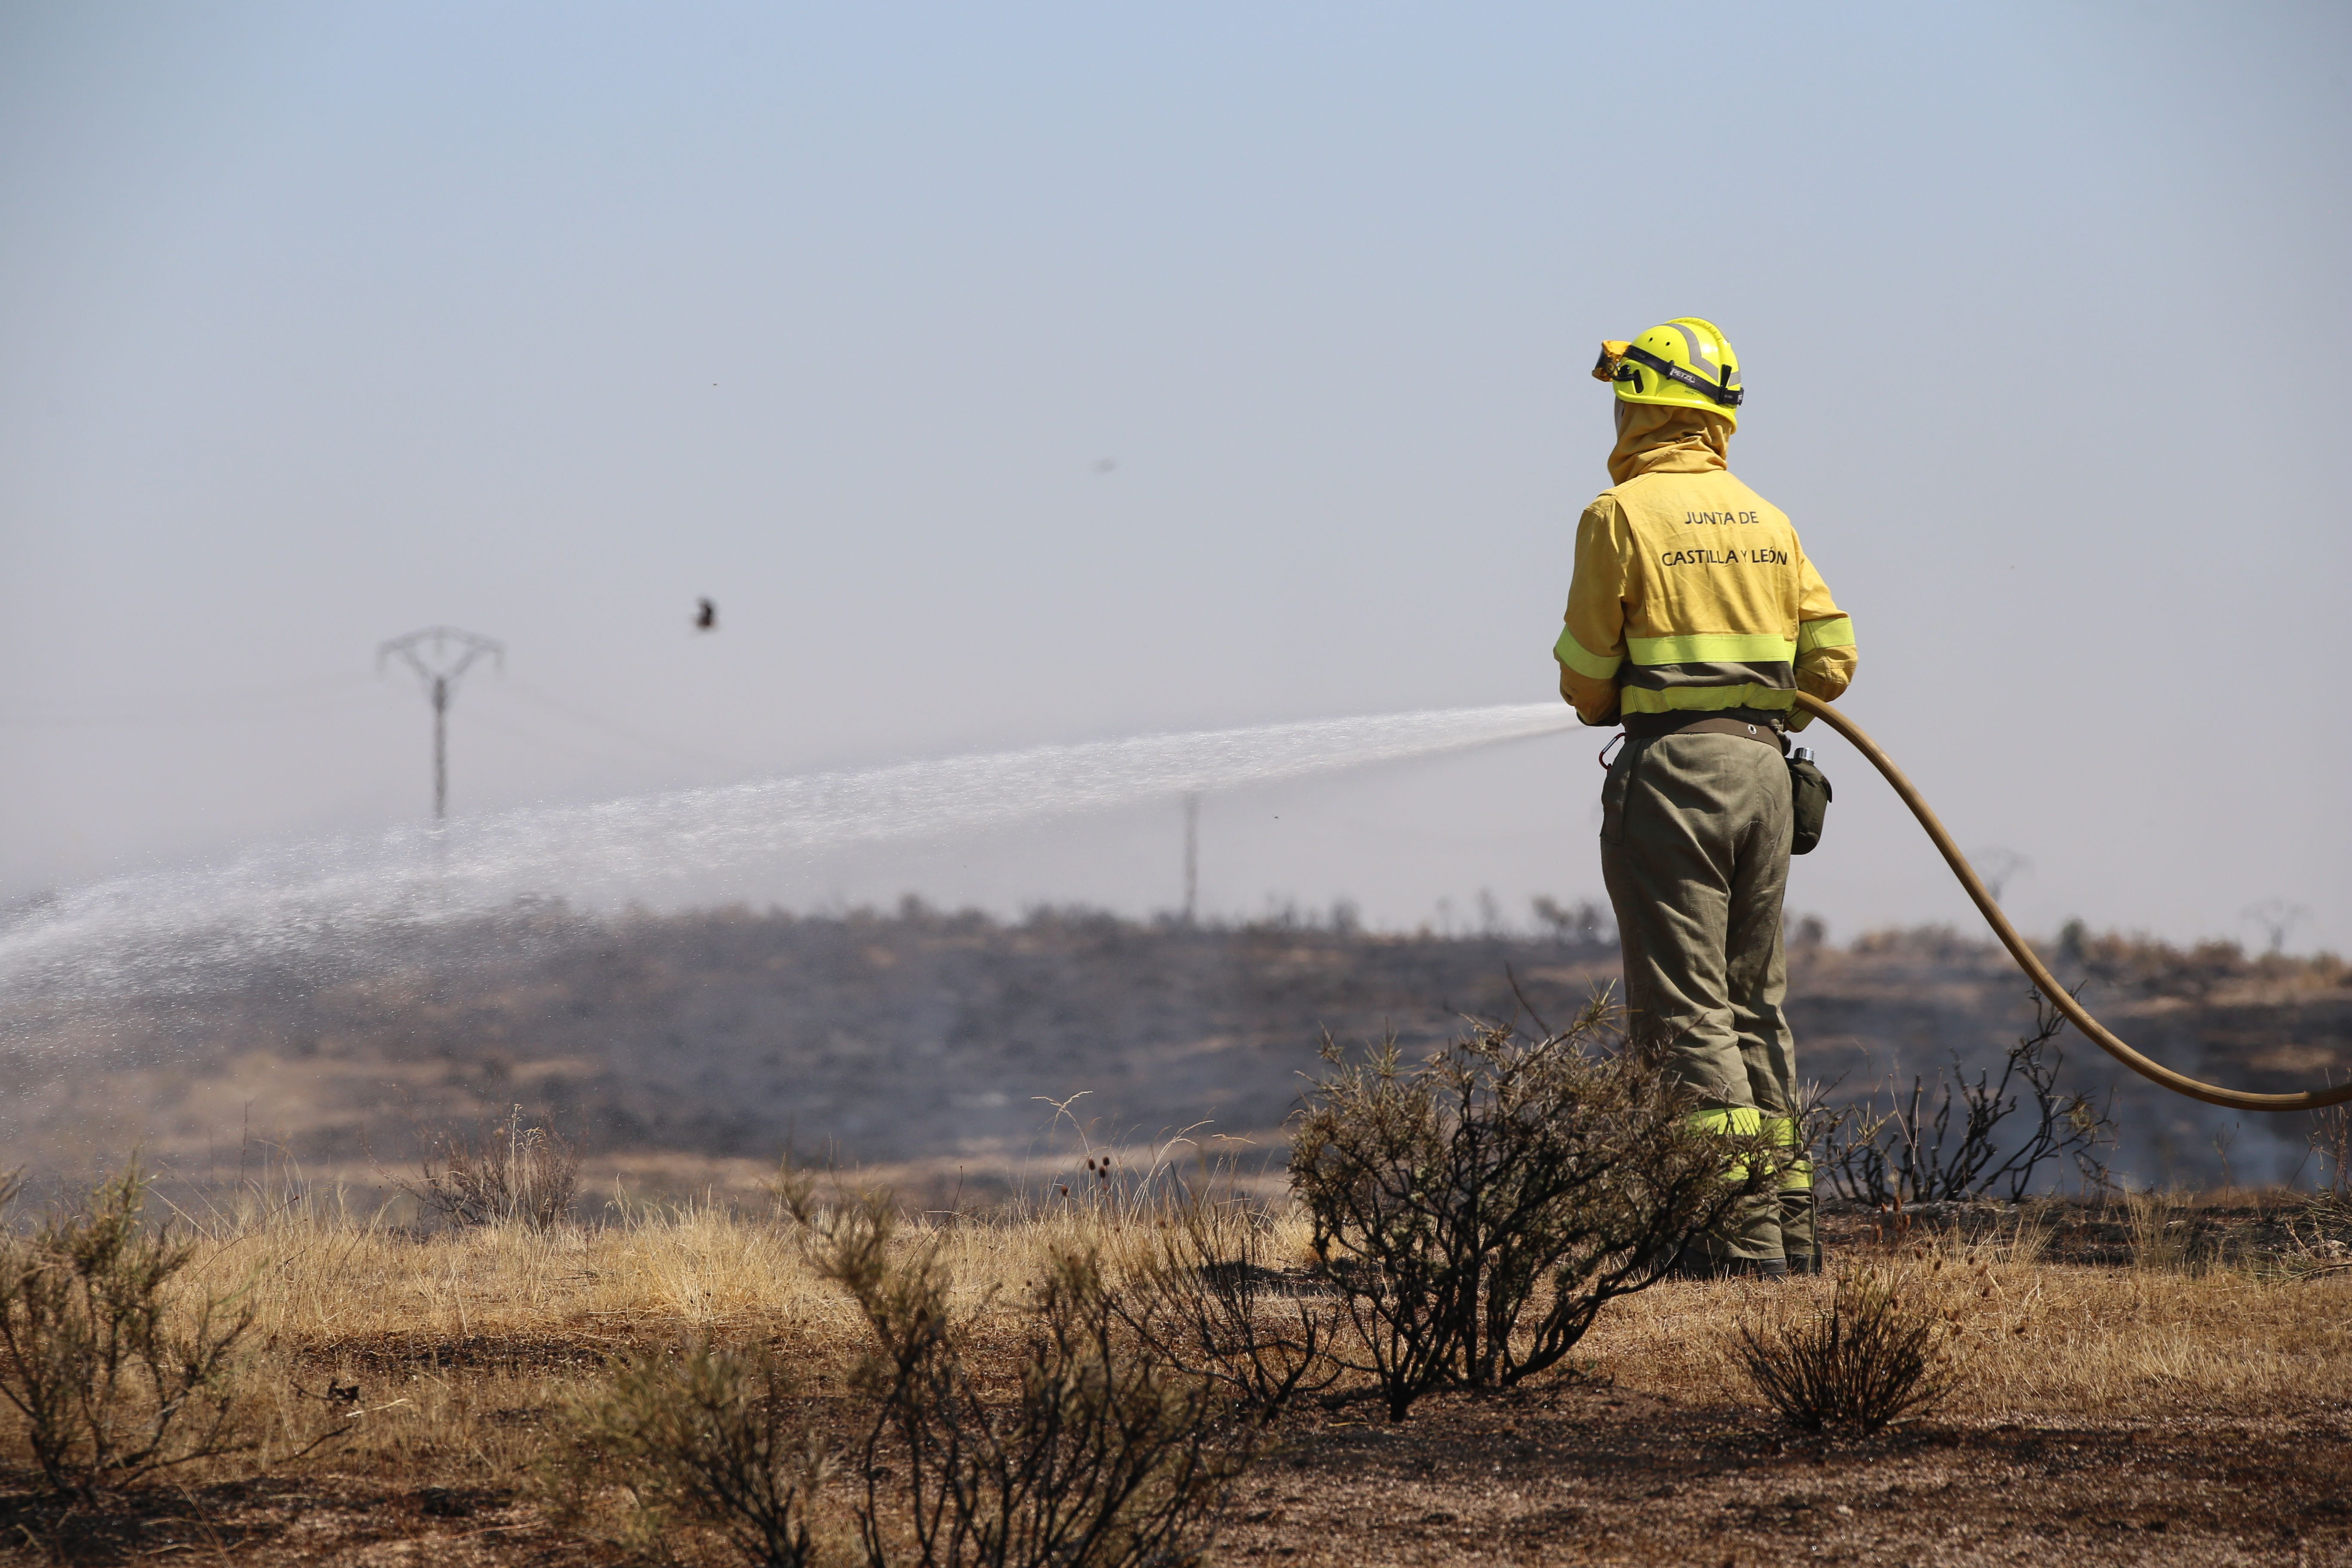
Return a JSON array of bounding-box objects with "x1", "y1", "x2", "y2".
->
[
  {"x1": 1780, "y1": 1189, "x2": 1824, "y2": 1275},
  {"x1": 1669, "y1": 1249, "x2": 1788, "y2": 1281}
]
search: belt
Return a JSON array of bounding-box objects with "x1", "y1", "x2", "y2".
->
[{"x1": 1620, "y1": 709, "x2": 1788, "y2": 751}]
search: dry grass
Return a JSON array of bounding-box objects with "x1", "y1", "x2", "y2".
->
[
  {"x1": 8, "y1": 1181, "x2": 2352, "y2": 1562},
  {"x1": 128, "y1": 1175, "x2": 1274, "y2": 1493},
  {"x1": 135, "y1": 1191, "x2": 2352, "y2": 1449},
  {"x1": 104, "y1": 1188, "x2": 2352, "y2": 1433},
  {"x1": 1606, "y1": 1215, "x2": 2352, "y2": 1426}
]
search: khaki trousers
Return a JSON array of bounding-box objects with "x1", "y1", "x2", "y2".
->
[{"x1": 1599, "y1": 730, "x2": 1814, "y2": 1266}]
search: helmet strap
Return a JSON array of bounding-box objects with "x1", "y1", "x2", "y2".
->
[{"x1": 1618, "y1": 343, "x2": 1743, "y2": 407}]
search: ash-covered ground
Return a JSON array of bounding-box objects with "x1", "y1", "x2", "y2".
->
[{"x1": 6, "y1": 902, "x2": 2346, "y2": 1197}]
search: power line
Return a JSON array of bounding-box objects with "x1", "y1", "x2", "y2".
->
[
  {"x1": 378, "y1": 627, "x2": 503, "y2": 823},
  {"x1": 0, "y1": 673, "x2": 382, "y2": 729},
  {"x1": 496, "y1": 674, "x2": 758, "y2": 773}
]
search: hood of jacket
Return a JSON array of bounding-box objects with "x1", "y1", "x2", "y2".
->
[{"x1": 1607, "y1": 401, "x2": 1733, "y2": 486}]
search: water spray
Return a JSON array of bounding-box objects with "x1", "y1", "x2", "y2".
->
[
  {"x1": 0, "y1": 703, "x2": 1571, "y2": 1014},
  {"x1": 11, "y1": 688, "x2": 2315, "y2": 1114}
]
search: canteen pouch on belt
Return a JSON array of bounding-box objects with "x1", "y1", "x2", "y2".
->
[{"x1": 1788, "y1": 748, "x2": 1831, "y2": 856}]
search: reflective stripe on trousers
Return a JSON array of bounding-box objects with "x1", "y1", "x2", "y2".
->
[{"x1": 1687, "y1": 1108, "x2": 1811, "y2": 1191}]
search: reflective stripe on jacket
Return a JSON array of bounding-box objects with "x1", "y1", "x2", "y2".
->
[{"x1": 1554, "y1": 406, "x2": 1855, "y2": 728}]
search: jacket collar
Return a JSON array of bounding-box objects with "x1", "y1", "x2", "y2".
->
[{"x1": 1607, "y1": 404, "x2": 1732, "y2": 485}]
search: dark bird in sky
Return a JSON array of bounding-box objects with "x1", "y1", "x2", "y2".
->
[{"x1": 695, "y1": 597, "x2": 718, "y2": 632}]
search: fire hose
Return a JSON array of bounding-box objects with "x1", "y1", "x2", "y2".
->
[{"x1": 1792, "y1": 691, "x2": 2351, "y2": 1112}]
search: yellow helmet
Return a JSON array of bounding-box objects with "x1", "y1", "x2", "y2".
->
[{"x1": 1591, "y1": 317, "x2": 1743, "y2": 428}]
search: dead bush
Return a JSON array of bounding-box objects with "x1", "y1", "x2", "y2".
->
[
  {"x1": 2309, "y1": 1091, "x2": 2352, "y2": 1201},
  {"x1": 790, "y1": 1182, "x2": 1251, "y2": 1568},
  {"x1": 400, "y1": 1105, "x2": 579, "y2": 1230},
  {"x1": 1734, "y1": 1266, "x2": 1961, "y2": 1435},
  {"x1": 0, "y1": 1164, "x2": 255, "y2": 1498},
  {"x1": 1530, "y1": 896, "x2": 1614, "y2": 949},
  {"x1": 1289, "y1": 999, "x2": 1771, "y2": 1420},
  {"x1": 554, "y1": 1339, "x2": 831, "y2": 1566},
  {"x1": 1109, "y1": 1205, "x2": 1341, "y2": 1425},
  {"x1": 1816, "y1": 987, "x2": 2113, "y2": 1206}
]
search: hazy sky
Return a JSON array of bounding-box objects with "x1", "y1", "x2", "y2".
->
[{"x1": 2, "y1": 3, "x2": 2346, "y2": 951}]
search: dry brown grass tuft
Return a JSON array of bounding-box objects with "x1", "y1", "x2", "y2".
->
[
  {"x1": 398, "y1": 1107, "x2": 582, "y2": 1231},
  {"x1": 9, "y1": 1173, "x2": 2352, "y2": 1562}
]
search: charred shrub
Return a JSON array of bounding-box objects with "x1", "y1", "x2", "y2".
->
[
  {"x1": 791, "y1": 1184, "x2": 1252, "y2": 1568},
  {"x1": 558, "y1": 1185, "x2": 1251, "y2": 1568},
  {"x1": 1734, "y1": 1266, "x2": 1961, "y2": 1435},
  {"x1": 1816, "y1": 988, "x2": 2113, "y2": 1207},
  {"x1": 1109, "y1": 1204, "x2": 1341, "y2": 1426},
  {"x1": 556, "y1": 1340, "x2": 830, "y2": 1566},
  {"x1": 401, "y1": 1106, "x2": 579, "y2": 1231},
  {"x1": 0, "y1": 1165, "x2": 254, "y2": 1498},
  {"x1": 1289, "y1": 1000, "x2": 1770, "y2": 1420}
]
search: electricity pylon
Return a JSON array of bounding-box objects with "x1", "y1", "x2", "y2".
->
[{"x1": 378, "y1": 627, "x2": 503, "y2": 823}]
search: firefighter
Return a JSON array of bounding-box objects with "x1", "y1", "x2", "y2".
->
[{"x1": 1553, "y1": 318, "x2": 1856, "y2": 1277}]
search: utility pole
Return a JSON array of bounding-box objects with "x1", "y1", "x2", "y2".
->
[
  {"x1": 2244, "y1": 899, "x2": 2309, "y2": 956},
  {"x1": 1970, "y1": 846, "x2": 2030, "y2": 905},
  {"x1": 1182, "y1": 791, "x2": 1200, "y2": 923},
  {"x1": 378, "y1": 627, "x2": 503, "y2": 823}
]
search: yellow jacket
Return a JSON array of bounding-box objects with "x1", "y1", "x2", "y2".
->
[{"x1": 1554, "y1": 405, "x2": 1855, "y2": 728}]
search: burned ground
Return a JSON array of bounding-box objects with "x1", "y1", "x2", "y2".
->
[{"x1": 5, "y1": 906, "x2": 2347, "y2": 1197}]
